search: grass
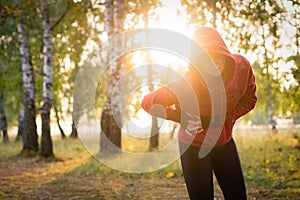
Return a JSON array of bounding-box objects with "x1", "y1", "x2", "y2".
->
[
  {"x1": 235, "y1": 131, "x2": 300, "y2": 199},
  {"x1": 0, "y1": 129, "x2": 299, "y2": 199}
]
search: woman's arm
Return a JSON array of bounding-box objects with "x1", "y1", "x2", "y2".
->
[
  {"x1": 141, "y1": 87, "x2": 181, "y2": 123},
  {"x1": 141, "y1": 72, "x2": 203, "y2": 136},
  {"x1": 142, "y1": 86, "x2": 202, "y2": 136},
  {"x1": 227, "y1": 67, "x2": 257, "y2": 123}
]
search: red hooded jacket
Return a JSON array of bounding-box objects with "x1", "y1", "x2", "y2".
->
[{"x1": 141, "y1": 27, "x2": 257, "y2": 147}]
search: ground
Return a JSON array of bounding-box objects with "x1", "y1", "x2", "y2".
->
[
  {"x1": 0, "y1": 129, "x2": 299, "y2": 199},
  {"x1": 0, "y1": 139, "x2": 191, "y2": 200}
]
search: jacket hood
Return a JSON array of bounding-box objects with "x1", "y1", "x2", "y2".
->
[{"x1": 190, "y1": 27, "x2": 236, "y2": 85}]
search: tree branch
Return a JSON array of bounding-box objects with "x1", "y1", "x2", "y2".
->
[{"x1": 50, "y1": 6, "x2": 69, "y2": 31}]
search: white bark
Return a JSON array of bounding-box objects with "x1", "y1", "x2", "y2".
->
[
  {"x1": 18, "y1": 22, "x2": 35, "y2": 104},
  {"x1": 111, "y1": 0, "x2": 125, "y2": 125},
  {"x1": 104, "y1": 0, "x2": 125, "y2": 111},
  {"x1": 113, "y1": 0, "x2": 125, "y2": 35},
  {"x1": 41, "y1": 0, "x2": 53, "y2": 107},
  {"x1": 104, "y1": 0, "x2": 114, "y2": 37},
  {"x1": 144, "y1": 11, "x2": 159, "y2": 149},
  {"x1": 100, "y1": 0, "x2": 125, "y2": 150},
  {"x1": 100, "y1": 0, "x2": 116, "y2": 151},
  {"x1": 104, "y1": 0, "x2": 115, "y2": 109},
  {"x1": 17, "y1": 20, "x2": 38, "y2": 151},
  {"x1": 41, "y1": 0, "x2": 53, "y2": 157}
]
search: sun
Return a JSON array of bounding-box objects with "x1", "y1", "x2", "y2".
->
[
  {"x1": 128, "y1": 0, "x2": 194, "y2": 72},
  {"x1": 151, "y1": 0, "x2": 195, "y2": 37},
  {"x1": 131, "y1": 0, "x2": 195, "y2": 38}
]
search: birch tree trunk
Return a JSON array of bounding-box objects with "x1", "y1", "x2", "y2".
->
[
  {"x1": 0, "y1": 105, "x2": 8, "y2": 142},
  {"x1": 70, "y1": 117, "x2": 78, "y2": 138},
  {"x1": 16, "y1": 109, "x2": 24, "y2": 141},
  {"x1": 41, "y1": 0, "x2": 53, "y2": 157},
  {"x1": 144, "y1": 11, "x2": 159, "y2": 150},
  {"x1": 17, "y1": 21, "x2": 38, "y2": 152},
  {"x1": 210, "y1": 0, "x2": 217, "y2": 28},
  {"x1": 100, "y1": 0, "x2": 114, "y2": 152},
  {"x1": 53, "y1": 98, "x2": 66, "y2": 139},
  {"x1": 100, "y1": 0, "x2": 124, "y2": 151},
  {"x1": 109, "y1": 0, "x2": 125, "y2": 149}
]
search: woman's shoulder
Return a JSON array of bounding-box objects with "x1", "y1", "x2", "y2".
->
[
  {"x1": 232, "y1": 54, "x2": 252, "y2": 71},
  {"x1": 232, "y1": 54, "x2": 250, "y2": 64}
]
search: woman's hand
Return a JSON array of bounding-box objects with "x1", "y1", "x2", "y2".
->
[{"x1": 185, "y1": 113, "x2": 204, "y2": 136}]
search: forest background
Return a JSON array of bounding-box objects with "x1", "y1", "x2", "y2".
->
[{"x1": 0, "y1": 0, "x2": 299, "y2": 199}]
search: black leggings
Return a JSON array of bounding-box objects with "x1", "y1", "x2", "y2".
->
[{"x1": 179, "y1": 139, "x2": 247, "y2": 200}]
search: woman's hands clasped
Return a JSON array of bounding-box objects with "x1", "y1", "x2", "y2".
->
[{"x1": 185, "y1": 113, "x2": 204, "y2": 136}]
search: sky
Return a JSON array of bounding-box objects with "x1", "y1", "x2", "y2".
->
[{"x1": 149, "y1": 0, "x2": 195, "y2": 37}]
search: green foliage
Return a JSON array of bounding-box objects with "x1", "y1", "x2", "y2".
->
[
  {"x1": 284, "y1": 55, "x2": 300, "y2": 114},
  {"x1": 0, "y1": 1, "x2": 37, "y2": 123},
  {"x1": 181, "y1": 0, "x2": 233, "y2": 27},
  {"x1": 0, "y1": 0, "x2": 94, "y2": 130},
  {"x1": 231, "y1": 0, "x2": 298, "y2": 119},
  {"x1": 126, "y1": 0, "x2": 162, "y2": 18},
  {"x1": 286, "y1": 84, "x2": 300, "y2": 114},
  {"x1": 252, "y1": 62, "x2": 268, "y2": 112},
  {"x1": 236, "y1": 132, "x2": 300, "y2": 198},
  {"x1": 51, "y1": 0, "x2": 94, "y2": 117}
]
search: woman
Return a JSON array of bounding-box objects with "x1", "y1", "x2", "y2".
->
[{"x1": 141, "y1": 27, "x2": 257, "y2": 200}]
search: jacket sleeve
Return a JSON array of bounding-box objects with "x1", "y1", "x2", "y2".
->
[
  {"x1": 228, "y1": 67, "x2": 257, "y2": 123},
  {"x1": 141, "y1": 87, "x2": 181, "y2": 123}
]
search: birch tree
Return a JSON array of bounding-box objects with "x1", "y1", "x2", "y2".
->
[
  {"x1": 100, "y1": 0, "x2": 124, "y2": 151},
  {"x1": 100, "y1": 0, "x2": 113, "y2": 151},
  {"x1": 1, "y1": 1, "x2": 38, "y2": 150},
  {"x1": 1, "y1": 1, "x2": 91, "y2": 147},
  {"x1": 0, "y1": 103, "x2": 8, "y2": 142},
  {"x1": 40, "y1": 0, "x2": 53, "y2": 157},
  {"x1": 100, "y1": 0, "x2": 161, "y2": 151},
  {"x1": 143, "y1": 10, "x2": 159, "y2": 150},
  {"x1": 53, "y1": 98, "x2": 66, "y2": 139},
  {"x1": 17, "y1": 20, "x2": 38, "y2": 152}
]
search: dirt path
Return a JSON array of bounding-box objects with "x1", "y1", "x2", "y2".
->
[
  {"x1": 0, "y1": 138, "x2": 264, "y2": 200},
  {"x1": 0, "y1": 155, "x2": 192, "y2": 200},
  {"x1": 0, "y1": 154, "x2": 265, "y2": 199}
]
